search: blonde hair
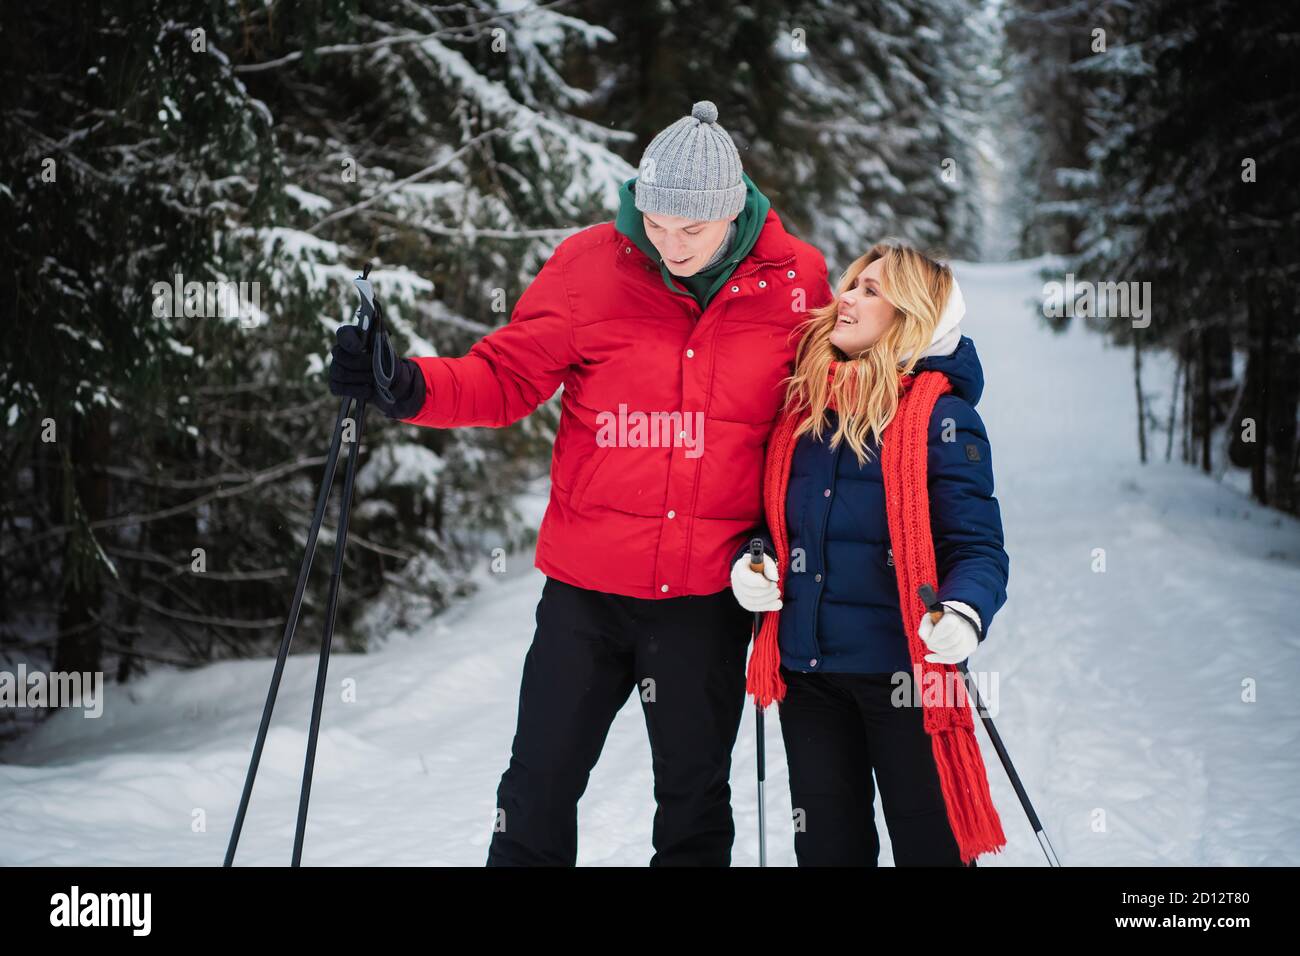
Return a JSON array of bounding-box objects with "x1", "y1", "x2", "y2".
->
[{"x1": 781, "y1": 239, "x2": 955, "y2": 467}]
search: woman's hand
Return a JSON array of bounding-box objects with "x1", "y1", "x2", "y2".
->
[
  {"x1": 917, "y1": 600, "x2": 981, "y2": 664},
  {"x1": 730, "y1": 553, "x2": 782, "y2": 612}
]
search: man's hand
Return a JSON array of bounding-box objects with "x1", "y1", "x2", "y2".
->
[{"x1": 329, "y1": 325, "x2": 425, "y2": 419}]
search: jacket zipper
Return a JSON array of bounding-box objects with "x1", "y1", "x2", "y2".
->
[
  {"x1": 729, "y1": 253, "x2": 796, "y2": 282},
  {"x1": 807, "y1": 440, "x2": 836, "y2": 668}
]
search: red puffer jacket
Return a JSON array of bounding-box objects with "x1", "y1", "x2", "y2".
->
[{"x1": 400, "y1": 210, "x2": 832, "y2": 598}]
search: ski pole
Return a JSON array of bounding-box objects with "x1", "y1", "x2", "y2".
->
[
  {"x1": 224, "y1": 394, "x2": 353, "y2": 866},
  {"x1": 292, "y1": 265, "x2": 390, "y2": 865},
  {"x1": 917, "y1": 583, "x2": 1061, "y2": 867},
  {"x1": 292, "y1": 391, "x2": 368, "y2": 865},
  {"x1": 224, "y1": 264, "x2": 385, "y2": 866},
  {"x1": 748, "y1": 537, "x2": 768, "y2": 868}
]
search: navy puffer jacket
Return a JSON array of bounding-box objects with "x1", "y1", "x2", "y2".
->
[{"x1": 734, "y1": 335, "x2": 1009, "y2": 674}]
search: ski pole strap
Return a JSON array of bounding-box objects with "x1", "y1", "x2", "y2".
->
[
  {"x1": 352, "y1": 264, "x2": 398, "y2": 406},
  {"x1": 371, "y1": 318, "x2": 397, "y2": 406},
  {"x1": 942, "y1": 602, "x2": 983, "y2": 641},
  {"x1": 916, "y1": 582, "x2": 983, "y2": 641}
]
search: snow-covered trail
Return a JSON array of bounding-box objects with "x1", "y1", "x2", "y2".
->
[
  {"x1": 959, "y1": 260, "x2": 1300, "y2": 865},
  {"x1": 3, "y1": 258, "x2": 1298, "y2": 866}
]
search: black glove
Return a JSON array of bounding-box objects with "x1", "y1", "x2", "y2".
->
[{"x1": 328, "y1": 324, "x2": 426, "y2": 420}]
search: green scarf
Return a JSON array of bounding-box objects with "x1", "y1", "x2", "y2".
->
[{"x1": 614, "y1": 172, "x2": 771, "y2": 308}]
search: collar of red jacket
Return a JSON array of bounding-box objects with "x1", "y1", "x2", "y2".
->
[{"x1": 614, "y1": 206, "x2": 797, "y2": 274}]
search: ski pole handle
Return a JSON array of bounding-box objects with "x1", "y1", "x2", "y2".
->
[
  {"x1": 917, "y1": 582, "x2": 945, "y2": 623},
  {"x1": 352, "y1": 263, "x2": 398, "y2": 405},
  {"x1": 917, "y1": 581, "x2": 971, "y2": 673},
  {"x1": 748, "y1": 537, "x2": 765, "y2": 573}
]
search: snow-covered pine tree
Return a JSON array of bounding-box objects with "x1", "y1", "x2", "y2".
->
[
  {"x1": 0, "y1": 0, "x2": 633, "y2": 684},
  {"x1": 226, "y1": 0, "x2": 634, "y2": 644},
  {"x1": 772, "y1": 0, "x2": 990, "y2": 264},
  {"x1": 567, "y1": 0, "x2": 989, "y2": 268},
  {"x1": 1070, "y1": 0, "x2": 1298, "y2": 511},
  {"x1": 1003, "y1": 0, "x2": 1110, "y2": 259},
  {"x1": 1, "y1": 1, "x2": 284, "y2": 678}
]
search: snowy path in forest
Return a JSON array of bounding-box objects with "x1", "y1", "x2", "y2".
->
[{"x1": 3, "y1": 258, "x2": 1298, "y2": 866}]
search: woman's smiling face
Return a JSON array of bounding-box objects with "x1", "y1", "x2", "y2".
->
[
  {"x1": 642, "y1": 212, "x2": 734, "y2": 276},
  {"x1": 829, "y1": 257, "x2": 896, "y2": 355}
]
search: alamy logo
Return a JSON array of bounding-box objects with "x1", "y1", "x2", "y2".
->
[
  {"x1": 594, "y1": 404, "x2": 705, "y2": 458},
  {"x1": 0, "y1": 665, "x2": 103, "y2": 718},
  {"x1": 151, "y1": 272, "x2": 263, "y2": 327},
  {"x1": 50, "y1": 886, "x2": 151, "y2": 936},
  {"x1": 1042, "y1": 272, "x2": 1151, "y2": 328}
]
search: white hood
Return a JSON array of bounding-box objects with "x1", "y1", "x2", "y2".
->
[{"x1": 898, "y1": 275, "x2": 965, "y2": 362}]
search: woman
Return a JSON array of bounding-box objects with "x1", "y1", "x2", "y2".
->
[{"x1": 729, "y1": 240, "x2": 1010, "y2": 866}]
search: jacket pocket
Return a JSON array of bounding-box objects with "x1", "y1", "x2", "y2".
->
[{"x1": 569, "y1": 445, "x2": 612, "y2": 510}]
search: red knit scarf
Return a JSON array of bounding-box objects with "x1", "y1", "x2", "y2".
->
[{"x1": 746, "y1": 359, "x2": 1007, "y2": 863}]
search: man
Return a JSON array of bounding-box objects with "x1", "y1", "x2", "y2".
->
[{"x1": 330, "y1": 100, "x2": 832, "y2": 865}]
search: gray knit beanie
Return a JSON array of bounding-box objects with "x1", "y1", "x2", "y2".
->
[{"x1": 634, "y1": 101, "x2": 746, "y2": 221}]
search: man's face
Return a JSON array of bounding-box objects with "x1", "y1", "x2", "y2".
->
[{"x1": 642, "y1": 212, "x2": 736, "y2": 276}]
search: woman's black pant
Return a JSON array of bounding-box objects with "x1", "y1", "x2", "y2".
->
[
  {"x1": 486, "y1": 576, "x2": 753, "y2": 866},
  {"x1": 777, "y1": 666, "x2": 975, "y2": 867}
]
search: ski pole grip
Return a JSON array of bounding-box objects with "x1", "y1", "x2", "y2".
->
[
  {"x1": 352, "y1": 263, "x2": 397, "y2": 405},
  {"x1": 917, "y1": 582, "x2": 945, "y2": 624},
  {"x1": 748, "y1": 537, "x2": 766, "y2": 573}
]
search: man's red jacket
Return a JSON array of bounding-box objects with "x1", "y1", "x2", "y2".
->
[{"x1": 400, "y1": 210, "x2": 832, "y2": 599}]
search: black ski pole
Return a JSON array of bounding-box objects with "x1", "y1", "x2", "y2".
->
[
  {"x1": 917, "y1": 582, "x2": 1061, "y2": 866},
  {"x1": 292, "y1": 393, "x2": 367, "y2": 865},
  {"x1": 224, "y1": 264, "x2": 386, "y2": 866},
  {"x1": 748, "y1": 537, "x2": 768, "y2": 868},
  {"x1": 224, "y1": 394, "x2": 354, "y2": 866},
  {"x1": 290, "y1": 264, "x2": 391, "y2": 865}
]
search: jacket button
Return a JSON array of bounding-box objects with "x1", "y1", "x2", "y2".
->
[
  {"x1": 661, "y1": 584, "x2": 669, "y2": 593},
  {"x1": 679, "y1": 430, "x2": 687, "y2": 439},
  {"x1": 686, "y1": 349, "x2": 694, "y2": 358},
  {"x1": 730, "y1": 285, "x2": 740, "y2": 293},
  {"x1": 823, "y1": 488, "x2": 831, "y2": 497},
  {"x1": 667, "y1": 510, "x2": 675, "y2": 519},
  {"x1": 787, "y1": 270, "x2": 796, "y2": 278},
  {"x1": 758, "y1": 280, "x2": 767, "y2": 288},
  {"x1": 814, "y1": 573, "x2": 822, "y2": 582},
  {"x1": 809, "y1": 658, "x2": 817, "y2": 667},
  {"x1": 624, "y1": 246, "x2": 631, "y2": 253}
]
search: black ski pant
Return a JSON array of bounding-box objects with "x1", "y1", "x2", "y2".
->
[
  {"x1": 486, "y1": 576, "x2": 753, "y2": 866},
  {"x1": 777, "y1": 666, "x2": 976, "y2": 867}
]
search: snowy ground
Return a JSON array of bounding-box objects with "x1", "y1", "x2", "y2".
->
[{"x1": 3, "y1": 258, "x2": 1298, "y2": 866}]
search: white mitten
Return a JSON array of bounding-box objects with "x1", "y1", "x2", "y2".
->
[
  {"x1": 730, "y1": 553, "x2": 782, "y2": 612},
  {"x1": 917, "y1": 600, "x2": 981, "y2": 664}
]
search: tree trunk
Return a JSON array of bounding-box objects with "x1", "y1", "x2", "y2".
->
[
  {"x1": 1134, "y1": 332, "x2": 1147, "y2": 464},
  {"x1": 1166, "y1": 339, "x2": 1183, "y2": 462},
  {"x1": 53, "y1": 406, "x2": 112, "y2": 678},
  {"x1": 1200, "y1": 327, "x2": 1212, "y2": 473}
]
